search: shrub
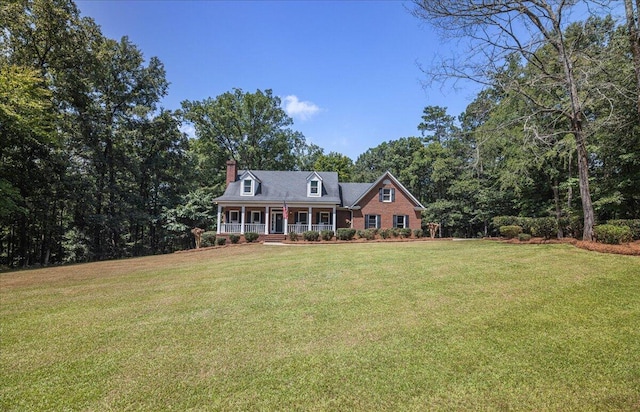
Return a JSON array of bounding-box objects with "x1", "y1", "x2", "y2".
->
[
  {"x1": 493, "y1": 216, "x2": 533, "y2": 234},
  {"x1": 391, "y1": 228, "x2": 400, "y2": 238},
  {"x1": 398, "y1": 228, "x2": 412, "y2": 238},
  {"x1": 336, "y1": 228, "x2": 356, "y2": 241},
  {"x1": 500, "y1": 225, "x2": 523, "y2": 239},
  {"x1": 379, "y1": 229, "x2": 391, "y2": 239},
  {"x1": 289, "y1": 232, "x2": 299, "y2": 241},
  {"x1": 531, "y1": 217, "x2": 557, "y2": 240},
  {"x1": 229, "y1": 234, "x2": 240, "y2": 244},
  {"x1": 320, "y1": 230, "x2": 334, "y2": 241},
  {"x1": 362, "y1": 228, "x2": 377, "y2": 240},
  {"x1": 303, "y1": 231, "x2": 319, "y2": 241},
  {"x1": 413, "y1": 229, "x2": 424, "y2": 238},
  {"x1": 244, "y1": 232, "x2": 259, "y2": 243},
  {"x1": 200, "y1": 231, "x2": 216, "y2": 247},
  {"x1": 594, "y1": 224, "x2": 632, "y2": 244},
  {"x1": 518, "y1": 233, "x2": 532, "y2": 242},
  {"x1": 356, "y1": 230, "x2": 365, "y2": 239},
  {"x1": 607, "y1": 219, "x2": 640, "y2": 240},
  {"x1": 216, "y1": 238, "x2": 226, "y2": 246}
]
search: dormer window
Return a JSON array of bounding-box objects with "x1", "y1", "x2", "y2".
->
[
  {"x1": 239, "y1": 171, "x2": 260, "y2": 196},
  {"x1": 242, "y1": 179, "x2": 253, "y2": 195},
  {"x1": 306, "y1": 172, "x2": 323, "y2": 197},
  {"x1": 310, "y1": 180, "x2": 319, "y2": 195}
]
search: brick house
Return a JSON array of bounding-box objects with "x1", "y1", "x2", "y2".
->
[{"x1": 214, "y1": 160, "x2": 425, "y2": 238}]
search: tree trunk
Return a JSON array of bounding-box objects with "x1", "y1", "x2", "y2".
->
[
  {"x1": 552, "y1": 176, "x2": 564, "y2": 239},
  {"x1": 556, "y1": 33, "x2": 596, "y2": 241}
]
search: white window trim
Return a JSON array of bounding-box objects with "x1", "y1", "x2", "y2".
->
[
  {"x1": 365, "y1": 214, "x2": 380, "y2": 229},
  {"x1": 308, "y1": 179, "x2": 321, "y2": 197},
  {"x1": 241, "y1": 178, "x2": 255, "y2": 196},
  {"x1": 251, "y1": 210, "x2": 261, "y2": 223},
  {"x1": 382, "y1": 188, "x2": 393, "y2": 202},
  {"x1": 297, "y1": 211, "x2": 308, "y2": 224},
  {"x1": 229, "y1": 210, "x2": 240, "y2": 223},
  {"x1": 319, "y1": 211, "x2": 330, "y2": 224},
  {"x1": 393, "y1": 215, "x2": 406, "y2": 229}
]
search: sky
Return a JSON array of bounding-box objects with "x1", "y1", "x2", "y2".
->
[{"x1": 76, "y1": 1, "x2": 482, "y2": 161}]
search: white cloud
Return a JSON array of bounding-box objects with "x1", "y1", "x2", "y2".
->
[{"x1": 282, "y1": 95, "x2": 320, "y2": 121}]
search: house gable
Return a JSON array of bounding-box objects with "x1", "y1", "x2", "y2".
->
[
  {"x1": 238, "y1": 171, "x2": 261, "y2": 196},
  {"x1": 348, "y1": 171, "x2": 424, "y2": 231}
]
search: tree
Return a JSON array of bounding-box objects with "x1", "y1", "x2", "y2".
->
[
  {"x1": 412, "y1": 0, "x2": 604, "y2": 240},
  {"x1": 313, "y1": 152, "x2": 354, "y2": 181},
  {"x1": 624, "y1": 0, "x2": 640, "y2": 115},
  {"x1": 181, "y1": 89, "x2": 306, "y2": 173}
]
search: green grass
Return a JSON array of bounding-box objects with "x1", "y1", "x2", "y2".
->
[{"x1": 1, "y1": 241, "x2": 639, "y2": 411}]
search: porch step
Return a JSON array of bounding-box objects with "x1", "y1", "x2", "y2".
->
[{"x1": 264, "y1": 234, "x2": 286, "y2": 243}]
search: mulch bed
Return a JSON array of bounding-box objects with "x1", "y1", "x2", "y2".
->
[{"x1": 504, "y1": 237, "x2": 640, "y2": 256}]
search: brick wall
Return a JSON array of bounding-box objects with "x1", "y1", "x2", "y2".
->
[{"x1": 351, "y1": 180, "x2": 422, "y2": 230}]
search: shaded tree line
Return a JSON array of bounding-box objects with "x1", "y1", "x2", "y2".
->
[{"x1": 2, "y1": 0, "x2": 638, "y2": 268}]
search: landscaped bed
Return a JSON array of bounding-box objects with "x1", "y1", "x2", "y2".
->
[{"x1": 1, "y1": 241, "x2": 639, "y2": 410}]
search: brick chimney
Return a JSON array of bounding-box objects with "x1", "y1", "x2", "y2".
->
[{"x1": 226, "y1": 159, "x2": 237, "y2": 187}]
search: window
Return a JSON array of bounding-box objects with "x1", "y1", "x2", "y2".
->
[
  {"x1": 308, "y1": 179, "x2": 320, "y2": 197},
  {"x1": 319, "y1": 212, "x2": 331, "y2": 224},
  {"x1": 296, "y1": 211, "x2": 308, "y2": 224},
  {"x1": 393, "y1": 215, "x2": 408, "y2": 228},
  {"x1": 365, "y1": 214, "x2": 380, "y2": 229},
  {"x1": 242, "y1": 179, "x2": 254, "y2": 196},
  {"x1": 379, "y1": 188, "x2": 395, "y2": 202},
  {"x1": 228, "y1": 210, "x2": 239, "y2": 223},
  {"x1": 251, "y1": 211, "x2": 261, "y2": 223}
]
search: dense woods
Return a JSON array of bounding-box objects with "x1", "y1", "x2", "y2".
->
[{"x1": 1, "y1": 0, "x2": 638, "y2": 268}]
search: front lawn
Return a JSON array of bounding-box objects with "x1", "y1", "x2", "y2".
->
[{"x1": 1, "y1": 241, "x2": 639, "y2": 410}]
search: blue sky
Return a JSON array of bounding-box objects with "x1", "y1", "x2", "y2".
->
[{"x1": 76, "y1": 1, "x2": 481, "y2": 161}]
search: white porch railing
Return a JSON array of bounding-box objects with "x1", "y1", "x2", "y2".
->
[
  {"x1": 287, "y1": 224, "x2": 308, "y2": 234},
  {"x1": 311, "y1": 224, "x2": 333, "y2": 232},
  {"x1": 244, "y1": 223, "x2": 265, "y2": 233},
  {"x1": 219, "y1": 223, "x2": 265, "y2": 234},
  {"x1": 220, "y1": 223, "x2": 242, "y2": 233}
]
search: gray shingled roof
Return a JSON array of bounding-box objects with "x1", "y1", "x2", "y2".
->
[
  {"x1": 339, "y1": 183, "x2": 372, "y2": 207},
  {"x1": 214, "y1": 170, "x2": 342, "y2": 204}
]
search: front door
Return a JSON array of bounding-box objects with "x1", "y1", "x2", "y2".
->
[{"x1": 271, "y1": 211, "x2": 283, "y2": 233}]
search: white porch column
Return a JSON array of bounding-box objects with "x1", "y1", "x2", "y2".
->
[
  {"x1": 332, "y1": 206, "x2": 337, "y2": 232},
  {"x1": 308, "y1": 206, "x2": 312, "y2": 231},
  {"x1": 240, "y1": 206, "x2": 246, "y2": 234},
  {"x1": 264, "y1": 206, "x2": 269, "y2": 234},
  {"x1": 216, "y1": 205, "x2": 222, "y2": 234},
  {"x1": 284, "y1": 209, "x2": 288, "y2": 236}
]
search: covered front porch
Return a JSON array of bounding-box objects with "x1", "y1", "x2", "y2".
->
[{"x1": 216, "y1": 204, "x2": 339, "y2": 235}]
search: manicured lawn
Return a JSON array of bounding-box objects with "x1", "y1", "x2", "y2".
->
[{"x1": 1, "y1": 241, "x2": 639, "y2": 410}]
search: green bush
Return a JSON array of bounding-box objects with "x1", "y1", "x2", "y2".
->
[
  {"x1": 391, "y1": 229, "x2": 400, "y2": 238},
  {"x1": 398, "y1": 228, "x2": 412, "y2": 238},
  {"x1": 518, "y1": 233, "x2": 532, "y2": 242},
  {"x1": 413, "y1": 229, "x2": 424, "y2": 238},
  {"x1": 320, "y1": 230, "x2": 334, "y2": 241},
  {"x1": 493, "y1": 216, "x2": 533, "y2": 234},
  {"x1": 216, "y1": 238, "x2": 226, "y2": 246},
  {"x1": 229, "y1": 234, "x2": 240, "y2": 244},
  {"x1": 607, "y1": 219, "x2": 640, "y2": 240},
  {"x1": 303, "y1": 231, "x2": 319, "y2": 241},
  {"x1": 244, "y1": 232, "x2": 259, "y2": 243},
  {"x1": 531, "y1": 217, "x2": 557, "y2": 240},
  {"x1": 379, "y1": 229, "x2": 391, "y2": 239},
  {"x1": 356, "y1": 230, "x2": 365, "y2": 239},
  {"x1": 500, "y1": 225, "x2": 523, "y2": 239},
  {"x1": 594, "y1": 224, "x2": 632, "y2": 244},
  {"x1": 200, "y1": 231, "x2": 216, "y2": 247},
  {"x1": 362, "y1": 228, "x2": 377, "y2": 240},
  {"x1": 336, "y1": 228, "x2": 356, "y2": 241},
  {"x1": 289, "y1": 232, "x2": 299, "y2": 241}
]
